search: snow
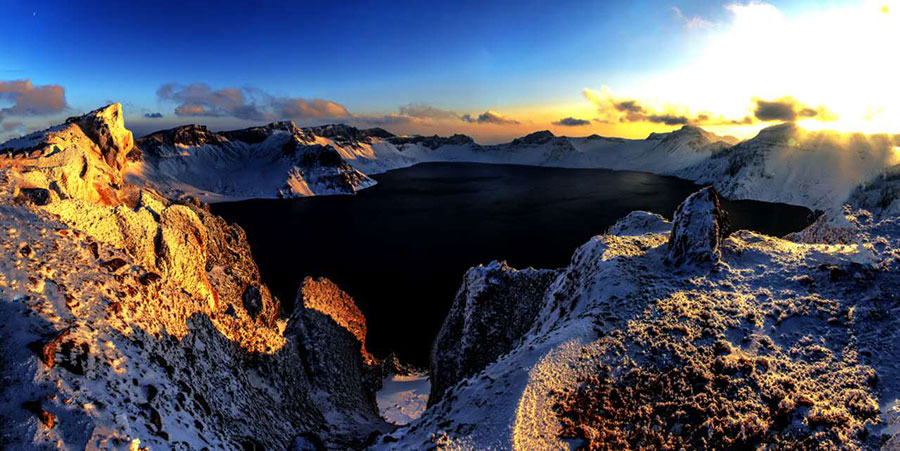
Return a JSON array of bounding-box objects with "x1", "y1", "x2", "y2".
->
[
  {"x1": 372, "y1": 201, "x2": 900, "y2": 450},
  {"x1": 376, "y1": 373, "x2": 430, "y2": 425},
  {"x1": 128, "y1": 121, "x2": 899, "y2": 222},
  {"x1": 3, "y1": 106, "x2": 900, "y2": 450}
]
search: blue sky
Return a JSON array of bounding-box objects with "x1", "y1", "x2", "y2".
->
[{"x1": 0, "y1": 0, "x2": 892, "y2": 142}]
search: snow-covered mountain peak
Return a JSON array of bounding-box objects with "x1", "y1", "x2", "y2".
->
[
  {"x1": 648, "y1": 124, "x2": 737, "y2": 147},
  {"x1": 387, "y1": 133, "x2": 476, "y2": 150},
  {"x1": 752, "y1": 121, "x2": 802, "y2": 145},
  {"x1": 511, "y1": 130, "x2": 556, "y2": 146},
  {"x1": 138, "y1": 124, "x2": 227, "y2": 155},
  {"x1": 304, "y1": 123, "x2": 393, "y2": 148}
]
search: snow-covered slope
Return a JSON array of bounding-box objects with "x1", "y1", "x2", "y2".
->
[
  {"x1": 373, "y1": 189, "x2": 900, "y2": 450},
  {"x1": 0, "y1": 106, "x2": 389, "y2": 450},
  {"x1": 679, "y1": 123, "x2": 900, "y2": 214},
  {"x1": 129, "y1": 118, "x2": 899, "y2": 218},
  {"x1": 129, "y1": 123, "x2": 374, "y2": 202}
]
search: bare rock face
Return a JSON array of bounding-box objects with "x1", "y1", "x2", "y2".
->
[
  {"x1": 429, "y1": 261, "x2": 559, "y2": 406},
  {"x1": 1, "y1": 103, "x2": 135, "y2": 205},
  {"x1": 158, "y1": 204, "x2": 214, "y2": 305},
  {"x1": 296, "y1": 276, "x2": 372, "y2": 362},
  {"x1": 666, "y1": 187, "x2": 729, "y2": 266},
  {"x1": 286, "y1": 277, "x2": 384, "y2": 436},
  {"x1": 66, "y1": 103, "x2": 134, "y2": 174}
]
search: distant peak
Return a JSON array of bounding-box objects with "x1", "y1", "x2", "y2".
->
[
  {"x1": 511, "y1": 130, "x2": 556, "y2": 145},
  {"x1": 753, "y1": 122, "x2": 801, "y2": 144}
]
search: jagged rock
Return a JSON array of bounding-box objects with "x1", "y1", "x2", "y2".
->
[
  {"x1": 242, "y1": 285, "x2": 264, "y2": 320},
  {"x1": 381, "y1": 352, "x2": 420, "y2": 377},
  {"x1": 1, "y1": 104, "x2": 134, "y2": 205},
  {"x1": 286, "y1": 277, "x2": 383, "y2": 421},
  {"x1": 666, "y1": 187, "x2": 728, "y2": 266},
  {"x1": 429, "y1": 261, "x2": 559, "y2": 405},
  {"x1": 15, "y1": 187, "x2": 51, "y2": 206},
  {"x1": 0, "y1": 106, "x2": 389, "y2": 450},
  {"x1": 158, "y1": 204, "x2": 214, "y2": 305},
  {"x1": 294, "y1": 276, "x2": 373, "y2": 363},
  {"x1": 65, "y1": 103, "x2": 134, "y2": 173}
]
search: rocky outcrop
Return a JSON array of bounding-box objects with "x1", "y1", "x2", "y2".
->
[
  {"x1": 286, "y1": 277, "x2": 384, "y2": 435},
  {"x1": 277, "y1": 144, "x2": 375, "y2": 198},
  {"x1": 607, "y1": 210, "x2": 672, "y2": 236},
  {"x1": 666, "y1": 187, "x2": 728, "y2": 266},
  {"x1": 1, "y1": 104, "x2": 135, "y2": 205},
  {"x1": 429, "y1": 261, "x2": 559, "y2": 406},
  {"x1": 0, "y1": 107, "x2": 386, "y2": 450},
  {"x1": 64, "y1": 103, "x2": 134, "y2": 173}
]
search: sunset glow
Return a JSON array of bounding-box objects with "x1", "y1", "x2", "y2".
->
[{"x1": 0, "y1": 1, "x2": 897, "y2": 142}]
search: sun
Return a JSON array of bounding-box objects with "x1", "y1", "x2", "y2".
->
[{"x1": 619, "y1": 0, "x2": 900, "y2": 137}]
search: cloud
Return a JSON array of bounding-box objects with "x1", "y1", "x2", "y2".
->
[
  {"x1": 586, "y1": 86, "x2": 839, "y2": 128},
  {"x1": 552, "y1": 117, "x2": 591, "y2": 127},
  {"x1": 156, "y1": 83, "x2": 349, "y2": 121},
  {"x1": 646, "y1": 114, "x2": 690, "y2": 126},
  {"x1": 398, "y1": 103, "x2": 460, "y2": 120},
  {"x1": 0, "y1": 79, "x2": 67, "y2": 121},
  {"x1": 273, "y1": 97, "x2": 349, "y2": 119},
  {"x1": 460, "y1": 110, "x2": 519, "y2": 125},
  {"x1": 614, "y1": 100, "x2": 644, "y2": 113},
  {"x1": 753, "y1": 96, "x2": 837, "y2": 122},
  {"x1": 671, "y1": 6, "x2": 714, "y2": 30},
  {"x1": 353, "y1": 113, "x2": 423, "y2": 127},
  {"x1": 143, "y1": 112, "x2": 164, "y2": 118},
  {"x1": 586, "y1": 87, "x2": 697, "y2": 126}
]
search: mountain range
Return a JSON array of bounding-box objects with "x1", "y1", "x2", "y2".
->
[{"x1": 118, "y1": 114, "x2": 899, "y2": 218}]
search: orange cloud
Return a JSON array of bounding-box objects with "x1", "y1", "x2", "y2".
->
[
  {"x1": 461, "y1": 110, "x2": 519, "y2": 125},
  {"x1": 0, "y1": 79, "x2": 67, "y2": 119},
  {"x1": 158, "y1": 83, "x2": 350, "y2": 121}
]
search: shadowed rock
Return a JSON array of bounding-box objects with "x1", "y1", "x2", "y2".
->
[
  {"x1": 429, "y1": 261, "x2": 558, "y2": 406},
  {"x1": 666, "y1": 187, "x2": 729, "y2": 266}
]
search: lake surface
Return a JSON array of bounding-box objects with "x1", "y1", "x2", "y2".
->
[{"x1": 212, "y1": 162, "x2": 813, "y2": 366}]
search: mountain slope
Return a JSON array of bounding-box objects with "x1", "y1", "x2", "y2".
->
[
  {"x1": 679, "y1": 123, "x2": 900, "y2": 214},
  {"x1": 0, "y1": 105, "x2": 388, "y2": 450},
  {"x1": 130, "y1": 123, "x2": 374, "y2": 202},
  {"x1": 373, "y1": 190, "x2": 900, "y2": 450}
]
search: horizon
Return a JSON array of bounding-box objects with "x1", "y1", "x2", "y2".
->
[
  {"x1": 9, "y1": 101, "x2": 900, "y2": 148},
  {"x1": 2, "y1": 0, "x2": 898, "y2": 144}
]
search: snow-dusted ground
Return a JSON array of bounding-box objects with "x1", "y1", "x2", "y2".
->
[
  {"x1": 372, "y1": 204, "x2": 900, "y2": 450},
  {"x1": 376, "y1": 374, "x2": 430, "y2": 425}
]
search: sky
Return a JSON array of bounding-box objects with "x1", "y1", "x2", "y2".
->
[{"x1": 0, "y1": 0, "x2": 897, "y2": 143}]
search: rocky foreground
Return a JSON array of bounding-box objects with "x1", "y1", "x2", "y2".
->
[{"x1": 0, "y1": 105, "x2": 898, "y2": 450}]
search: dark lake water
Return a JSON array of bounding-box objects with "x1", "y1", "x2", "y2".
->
[{"x1": 211, "y1": 162, "x2": 813, "y2": 366}]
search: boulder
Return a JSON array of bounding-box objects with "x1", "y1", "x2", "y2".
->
[
  {"x1": 666, "y1": 187, "x2": 729, "y2": 266},
  {"x1": 429, "y1": 261, "x2": 558, "y2": 405}
]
